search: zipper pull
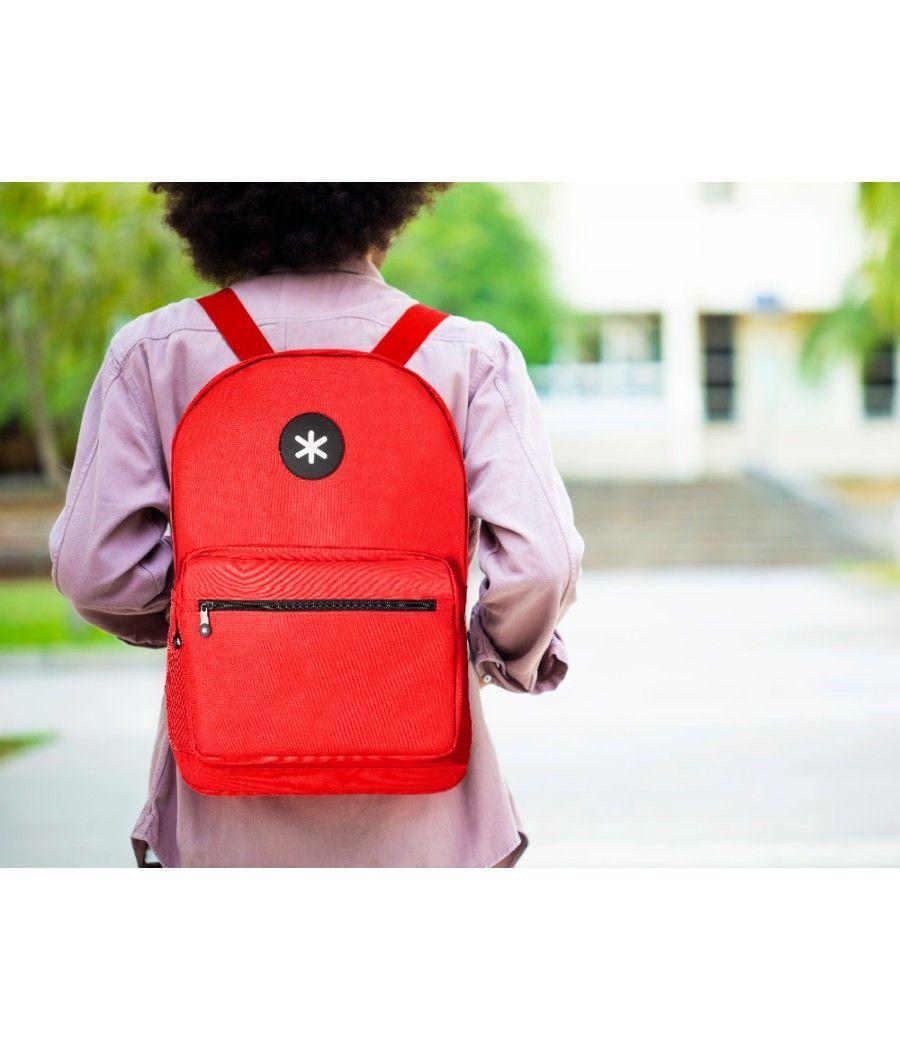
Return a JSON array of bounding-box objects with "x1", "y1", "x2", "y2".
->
[{"x1": 199, "y1": 603, "x2": 212, "y2": 637}]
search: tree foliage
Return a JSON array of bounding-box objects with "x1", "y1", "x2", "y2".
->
[
  {"x1": 0, "y1": 183, "x2": 202, "y2": 482},
  {"x1": 1, "y1": 182, "x2": 558, "y2": 484},
  {"x1": 802, "y1": 182, "x2": 900, "y2": 374},
  {"x1": 858, "y1": 182, "x2": 900, "y2": 336},
  {"x1": 383, "y1": 183, "x2": 559, "y2": 365}
]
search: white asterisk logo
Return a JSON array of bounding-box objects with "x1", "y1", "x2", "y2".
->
[{"x1": 294, "y1": 429, "x2": 329, "y2": 464}]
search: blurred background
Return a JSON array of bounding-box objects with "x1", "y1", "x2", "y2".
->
[{"x1": 4, "y1": 182, "x2": 900, "y2": 865}]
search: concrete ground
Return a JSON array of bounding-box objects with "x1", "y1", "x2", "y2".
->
[{"x1": 3, "y1": 567, "x2": 900, "y2": 866}]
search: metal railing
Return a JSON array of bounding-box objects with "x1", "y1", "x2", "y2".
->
[{"x1": 529, "y1": 361, "x2": 664, "y2": 399}]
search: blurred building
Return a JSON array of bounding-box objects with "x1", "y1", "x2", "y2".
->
[{"x1": 518, "y1": 183, "x2": 900, "y2": 480}]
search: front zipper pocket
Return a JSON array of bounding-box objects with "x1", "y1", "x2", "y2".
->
[
  {"x1": 197, "y1": 598, "x2": 437, "y2": 637},
  {"x1": 171, "y1": 546, "x2": 464, "y2": 763}
]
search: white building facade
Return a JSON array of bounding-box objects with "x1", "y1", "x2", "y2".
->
[{"x1": 514, "y1": 183, "x2": 900, "y2": 480}]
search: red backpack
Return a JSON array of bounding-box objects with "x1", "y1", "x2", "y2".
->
[{"x1": 165, "y1": 289, "x2": 471, "y2": 796}]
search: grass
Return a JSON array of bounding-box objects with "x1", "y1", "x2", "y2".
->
[
  {"x1": 825, "y1": 477, "x2": 900, "y2": 506},
  {"x1": 0, "y1": 732, "x2": 56, "y2": 761},
  {"x1": 0, "y1": 578, "x2": 116, "y2": 649},
  {"x1": 839, "y1": 561, "x2": 900, "y2": 589}
]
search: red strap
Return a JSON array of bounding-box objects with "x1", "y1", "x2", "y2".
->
[
  {"x1": 371, "y1": 304, "x2": 448, "y2": 367},
  {"x1": 197, "y1": 289, "x2": 275, "y2": 361}
]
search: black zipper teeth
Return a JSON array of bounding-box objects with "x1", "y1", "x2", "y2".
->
[{"x1": 199, "y1": 599, "x2": 437, "y2": 612}]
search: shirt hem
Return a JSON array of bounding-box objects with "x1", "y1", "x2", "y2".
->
[
  {"x1": 132, "y1": 827, "x2": 527, "y2": 870},
  {"x1": 483, "y1": 832, "x2": 528, "y2": 869}
]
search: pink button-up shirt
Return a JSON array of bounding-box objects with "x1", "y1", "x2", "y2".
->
[{"x1": 50, "y1": 260, "x2": 583, "y2": 867}]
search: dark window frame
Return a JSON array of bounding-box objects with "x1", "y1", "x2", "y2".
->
[
  {"x1": 701, "y1": 314, "x2": 736, "y2": 421},
  {"x1": 863, "y1": 343, "x2": 897, "y2": 419}
]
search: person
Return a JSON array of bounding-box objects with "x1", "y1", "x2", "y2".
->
[{"x1": 49, "y1": 183, "x2": 584, "y2": 867}]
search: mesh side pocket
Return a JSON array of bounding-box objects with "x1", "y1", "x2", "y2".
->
[{"x1": 164, "y1": 621, "x2": 191, "y2": 754}]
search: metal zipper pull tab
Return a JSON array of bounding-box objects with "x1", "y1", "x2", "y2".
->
[{"x1": 199, "y1": 603, "x2": 211, "y2": 637}]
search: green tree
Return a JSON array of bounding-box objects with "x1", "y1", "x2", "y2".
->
[
  {"x1": 383, "y1": 183, "x2": 559, "y2": 365},
  {"x1": 1, "y1": 182, "x2": 560, "y2": 487},
  {"x1": 0, "y1": 183, "x2": 201, "y2": 487},
  {"x1": 803, "y1": 182, "x2": 900, "y2": 373}
]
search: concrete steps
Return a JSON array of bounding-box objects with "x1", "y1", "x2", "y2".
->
[
  {"x1": 0, "y1": 474, "x2": 882, "y2": 576},
  {"x1": 0, "y1": 480, "x2": 61, "y2": 577},
  {"x1": 570, "y1": 476, "x2": 879, "y2": 568}
]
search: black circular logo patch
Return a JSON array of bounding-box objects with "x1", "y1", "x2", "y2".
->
[{"x1": 279, "y1": 413, "x2": 344, "y2": 480}]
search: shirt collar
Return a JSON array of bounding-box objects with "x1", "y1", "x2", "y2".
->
[
  {"x1": 250, "y1": 256, "x2": 383, "y2": 281},
  {"x1": 231, "y1": 257, "x2": 387, "y2": 316}
]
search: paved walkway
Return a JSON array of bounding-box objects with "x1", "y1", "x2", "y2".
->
[{"x1": 3, "y1": 567, "x2": 900, "y2": 866}]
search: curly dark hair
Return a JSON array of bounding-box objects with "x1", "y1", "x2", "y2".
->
[{"x1": 151, "y1": 183, "x2": 450, "y2": 285}]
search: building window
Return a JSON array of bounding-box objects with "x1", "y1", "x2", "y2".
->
[
  {"x1": 700, "y1": 182, "x2": 735, "y2": 204},
  {"x1": 575, "y1": 314, "x2": 661, "y2": 364},
  {"x1": 574, "y1": 319, "x2": 601, "y2": 363},
  {"x1": 863, "y1": 344, "x2": 896, "y2": 418},
  {"x1": 538, "y1": 313, "x2": 663, "y2": 398},
  {"x1": 701, "y1": 314, "x2": 736, "y2": 421}
]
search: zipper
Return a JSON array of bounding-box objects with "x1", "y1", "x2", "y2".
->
[{"x1": 197, "y1": 598, "x2": 437, "y2": 637}]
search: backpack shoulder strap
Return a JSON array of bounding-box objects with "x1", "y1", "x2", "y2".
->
[
  {"x1": 197, "y1": 288, "x2": 275, "y2": 361},
  {"x1": 199, "y1": 291, "x2": 447, "y2": 367},
  {"x1": 371, "y1": 304, "x2": 448, "y2": 367}
]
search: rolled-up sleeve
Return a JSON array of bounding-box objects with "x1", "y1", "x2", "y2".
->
[
  {"x1": 49, "y1": 343, "x2": 172, "y2": 648},
  {"x1": 464, "y1": 334, "x2": 584, "y2": 694}
]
